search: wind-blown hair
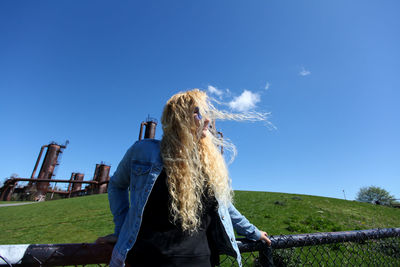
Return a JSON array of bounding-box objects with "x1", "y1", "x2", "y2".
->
[{"x1": 160, "y1": 89, "x2": 270, "y2": 232}]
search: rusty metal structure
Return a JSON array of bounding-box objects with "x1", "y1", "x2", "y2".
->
[
  {"x1": 71, "y1": 173, "x2": 85, "y2": 192},
  {"x1": 84, "y1": 163, "x2": 111, "y2": 195},
  {"x1": 31, "y1": 142, "x2": 67, "y2": 200},
  {"x1": 94, "y1": 164, "x2": 111, "y2": 194},
  {"x1": 66, "y1": 172, "x2": 75, "y2": 194},
  {"x1": 0, "y1": 142, "x2": 110, "y2": 201},
  {"x1": 0, "y1": 120, "x2": 159, "y2": 202},
  {"x1": 139, "y1": 116, "x2": 157, "y2": 140}
]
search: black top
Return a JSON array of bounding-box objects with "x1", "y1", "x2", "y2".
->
[{"x1": 126, "y1": 169, "x2": 219, "y2": 267}]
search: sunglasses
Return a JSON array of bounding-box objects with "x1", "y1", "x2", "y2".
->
[{"x1": 194, "y1": 107, "x2": 203, "y2": 120}]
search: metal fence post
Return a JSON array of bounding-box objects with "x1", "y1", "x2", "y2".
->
[{"x1": 258, "y1": 245, "x2": 275, "y2": 267}]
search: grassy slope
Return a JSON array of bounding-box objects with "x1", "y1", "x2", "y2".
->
[
  {"x1": 1, "y1": 191, "x2": 400, "y2": 244},
  {"x1": 234, "y1": 191, "x2": 400, "y2": 236}
]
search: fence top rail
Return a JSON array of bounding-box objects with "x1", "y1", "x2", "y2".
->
[
  {"x1": 269, "y1": 227, "x2": 400, "y2": 249},
  {"x1": 1, "y1": 228, "x2": 399, "y2": 266}
]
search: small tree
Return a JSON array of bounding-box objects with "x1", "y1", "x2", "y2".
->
[{"x1": 356, "y1": 186, "x2": 394, "y2": 206}]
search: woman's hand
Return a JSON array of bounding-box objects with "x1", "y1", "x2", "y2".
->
[
  {"x1": 259, "y1": 231, "x2": 271, "y2": 246},
  {"x1": 95, "y1": 234, "x2": 118, "y2": 244}
]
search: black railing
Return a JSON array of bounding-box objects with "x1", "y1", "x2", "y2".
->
[{"x1": 0, "y1": 228, "x2": 399, "y2": 266}]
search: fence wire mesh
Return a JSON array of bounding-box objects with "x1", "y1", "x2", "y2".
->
[
  {"x1": 0, "y1": 228, "x2": 399, "y2": 266},
  {"x1": 270, "y1": 230, "x2": 400, "y2": 267},
  {"x1": 271, "y1": 237, "x2": 399, "y2": 267},
  {"x1": 220, "y1": 228, "x2": 400, "y2": 267}
]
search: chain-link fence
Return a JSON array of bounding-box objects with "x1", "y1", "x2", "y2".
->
[
  {"x1": 1, "y1": 228, "x2": 399, "y2": 266},
  {"x1": 269, "y1": 228, "x2": 400, "y2": 267}
]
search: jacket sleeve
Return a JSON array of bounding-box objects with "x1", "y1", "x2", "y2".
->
[
  {"x1": 108, "y1": 146, "x2": 133, "y2": 236},
  {"x1": 228, "y1": 203, "x2": 261, "y2": 241}
]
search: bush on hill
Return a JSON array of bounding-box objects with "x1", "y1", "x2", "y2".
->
[{"x1": 356, "y1": 186, "x2": 395, "y2": 206}]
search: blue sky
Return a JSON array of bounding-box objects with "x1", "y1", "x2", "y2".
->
[{"x1": 1, "y1": 1, "x2": 399, "y2": 201}]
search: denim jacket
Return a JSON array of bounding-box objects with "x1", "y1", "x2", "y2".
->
[{"x1": 108, "y1": 139, "x2": 261, "y2": 267}]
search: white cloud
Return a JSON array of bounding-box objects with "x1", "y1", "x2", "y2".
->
[
  {"x1": 229, "y1": 90, "x2": 260, "y2": 112},
  {"x1": 207, "y1": 85, "x2": 223, "y2": 96},
  {"x1": 264, "y1": 82, "x2": 270, "y2": 90},
  {"x1": 299, "y1": 67, "x2": 311, "y2": 76}
]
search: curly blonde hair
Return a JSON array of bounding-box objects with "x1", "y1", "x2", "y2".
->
[{"x1": 161, "y1": 89, "x2": 269, "y2": 232}]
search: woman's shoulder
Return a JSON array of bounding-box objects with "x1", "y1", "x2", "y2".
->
[
  {"x1": 128, "y1": 139, "x2": 162, "y2": 164},
  {"x1": 133, "y1": 139, "x2": 161, "y2": 148}
]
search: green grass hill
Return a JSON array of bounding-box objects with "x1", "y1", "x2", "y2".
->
[{"x1": 1, "y1": 191, "x2": 400, "y2": 244}]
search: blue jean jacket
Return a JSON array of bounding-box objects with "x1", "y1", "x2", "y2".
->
[{"x1": 108, "y1": 139, "x2": 261, "y2": 267}]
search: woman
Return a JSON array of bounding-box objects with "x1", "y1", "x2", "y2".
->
[{"x1": 97, "y1": 89, "x2": 271, "y2": 267}]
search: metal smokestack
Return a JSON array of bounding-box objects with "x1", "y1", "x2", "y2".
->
[{"x1": 139, "y1": 116, "x2": 158, "y2": 140}]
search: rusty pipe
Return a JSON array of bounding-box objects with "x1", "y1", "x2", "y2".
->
[
  {"x1": 144, "y1": 120, "x2": 157, "y2": 139},
  {"x1": 30, "y1": 145, "x2": 48, "y2": 179},
  {"x1": 67, "y1": 173, "x2": 75, "y2": 193},
  {"x1": 9, "y1": 178, "x2": 97, "y2": 184},
  {"x1": 68, "y1": 173, "x2": 76, "y2": 199},
  {"x1": 138, "y1": 122, "x2": 146, "y2": 140},
  {"x1": 97, "y1": 164, "x2": 111, "y2": 194}
]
